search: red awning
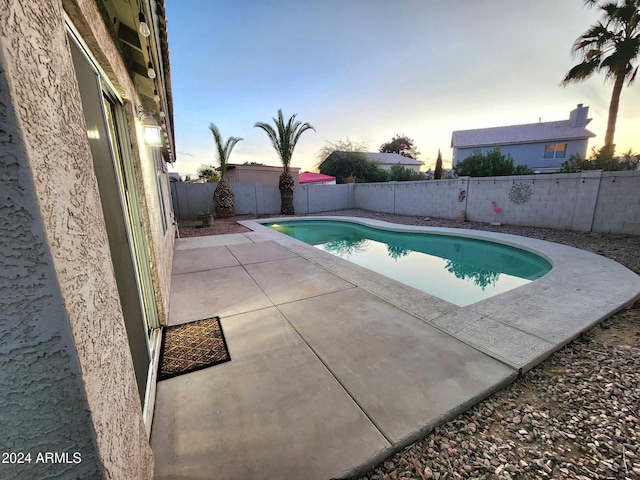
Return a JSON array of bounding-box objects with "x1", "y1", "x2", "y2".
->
[{"x1": 299, "y1": 171, "x2": 336, "y2": 184}]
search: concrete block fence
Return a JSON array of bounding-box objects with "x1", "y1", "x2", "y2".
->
[{"x1": 170, "y1": 170, "x2": 640, "y2": 234}]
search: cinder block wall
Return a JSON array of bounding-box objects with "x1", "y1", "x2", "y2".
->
[
  {"x1": 593, "y1": 171, "x2": 640, "y2": 233},
  {"x1": 172, "y1": 173, "x2": 640, "y2": 234},
  {"x1": 354, "y1": 183, "x2": 396, "y2": 213},
  {"x1": 465, "y1": 174, "x2": 582, "y2": 229},
  {"x1": 308, "y1": 183, "x2": 353, "y2": 213},
  {"x1": 393, "y1": 180, "x2": 467, "y2": 219}
]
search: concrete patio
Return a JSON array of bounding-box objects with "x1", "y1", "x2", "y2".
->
[{"x1": 151, "y1": 218, "x2": 640, "y2": 479}]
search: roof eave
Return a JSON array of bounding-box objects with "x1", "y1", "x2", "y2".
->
[{"x1": 453, "y1": 133, "x2": 596, "y2": 149}]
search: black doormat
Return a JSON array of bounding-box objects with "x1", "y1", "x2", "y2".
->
[{"x1": 158, "y1": 316, "x2": 231, "y2": 381}]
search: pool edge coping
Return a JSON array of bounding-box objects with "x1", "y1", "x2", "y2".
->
[{"x1": 239, "y1": 216, "x2": 640, "y2": 373}]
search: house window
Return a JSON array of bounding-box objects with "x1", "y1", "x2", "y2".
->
[
  {"x1": 472, "y1": 148, "x2": 495, "y2": 155},
  {"x1": 544, "y1": 143, "x2": 567, "y2": 159}
]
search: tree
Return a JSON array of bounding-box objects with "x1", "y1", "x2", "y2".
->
[
  {"x1": 197, "y1": 164, "x2": 220, "y2": 182},
  {"x1": 316, "y1": 138, "x2": 368, "y2": 163},
  {"x1": 434, "y1": 149, "x2": 443, "y2": 180},
  {"x1": 318, "y1": 151, "x2": 389, "y2": 183},
  {"x1": 388, "y1": 165, "x2": 425, "y2": 181},
  {"x1": 560, "y1": 146, "x2": 639, "y2": 172},
  {"x1": 254, "y1": 110, "x2": 315, "y2": 215},
  {"x1": 454, "y1": 147, "x2": 534, "y2": 177},
  {"x1": 208, "y1": 123, "x2": 242, "y2": 218},
  {"x1": 561, "y1": 0, "x2": 640, "y2": 155},
  {"x1": 379, "y1": 134, "x2": 420, "y2": 159}
]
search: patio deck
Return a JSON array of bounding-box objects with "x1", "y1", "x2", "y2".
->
[{"x1": 151, "y1": 218, "x2": 640, "y2": 479}]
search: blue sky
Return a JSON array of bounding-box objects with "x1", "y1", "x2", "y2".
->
[{"x1": 165, "y1": 0, "x2": 640, "y2": 177}]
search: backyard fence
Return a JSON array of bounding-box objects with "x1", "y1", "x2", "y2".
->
[{"x1": 170, "y1": 170, "x2": 640, "y2": 235}]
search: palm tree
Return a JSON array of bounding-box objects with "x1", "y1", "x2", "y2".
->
[
  {"x1": 561, "y1": 0, "x2": 640, "y2": 156},
  {"x1": 208, "y1": 123, "x2": 242, "y2": 218},
  {"x1": 254, "y1": 110, "x2": 315, "y2": 215}
]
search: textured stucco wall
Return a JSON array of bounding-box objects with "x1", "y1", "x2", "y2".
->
[
  {"x1": 1, "y1": 0, "x2": 153, "y2": 478},
  {"x1": 0, "y1": 41, "x2": 102, "y2": 480},
  {"x1": 131, "y1": 117, "x2": 174, "y2": 323},
  {"x1": 64, "y1": 0, "x2": 174, "y2": 324}
]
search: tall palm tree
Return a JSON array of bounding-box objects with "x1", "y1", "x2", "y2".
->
[
  {"x1": 208, "y1": 123, "x2": 242, "y2": 218},
  {"x1": 254, "y1": 110, "x2": 315, "y2": 215},
  {"x1": 561, "y1": 0, "x2": 640, "y2": 156}
]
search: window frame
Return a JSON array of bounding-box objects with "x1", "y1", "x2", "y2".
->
[{"x1": 544, "y1": 143, "x2": 568, "y2": 159}]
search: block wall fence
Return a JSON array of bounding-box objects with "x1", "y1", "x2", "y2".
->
[{"x1": 170, "y1": 170, "x2": 640, "y2": 235}]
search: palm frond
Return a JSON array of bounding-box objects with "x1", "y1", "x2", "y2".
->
[
  {"x1": 561, "y1": 59, "x2": 601, "y2": 84},
  {"x1": 254, "y1": 121, "x2": 282, "y2": 158},
  {"x1": 209, "y1": 122, "x2": 242, "y2": 178},
  {"x1": 629, "y1": 65, "x2": 639, "y2": 84},
  {"x1": 254, "y1": 109, "x2": 315, "y2": 173}
]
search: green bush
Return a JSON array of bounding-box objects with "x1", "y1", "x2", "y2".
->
[
  {"x1": 454, "y1": 147, "x2": 532, "y2": 177},
  {"x1": 560, "y1": 147, "x2": 639, "y2": 173},
  {"x1": 318, "y1": 151, "x2": 388, "y2": 183},
  {"x1": 388, "y1": 164, "x2": 425, "y2": 181}
]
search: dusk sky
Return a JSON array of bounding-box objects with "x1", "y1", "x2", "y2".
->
[{"x1": 165, "y1": 1, "x2": 640, "y2": 177}]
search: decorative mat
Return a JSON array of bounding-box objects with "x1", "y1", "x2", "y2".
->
[{"x1": 158, "y1": 316, "x2": 231, "y2": 380}]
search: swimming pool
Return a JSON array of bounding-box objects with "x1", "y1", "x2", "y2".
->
[{"x1": 266, "y1": 220, "x2": 551, "y2": 306}]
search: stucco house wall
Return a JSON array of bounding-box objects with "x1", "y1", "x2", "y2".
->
[
  {"x1": 63, "y1": 0, "x2": 175, "y2": 323},
  {"x1": 452, "y1": 105, "x2": 595, "y2": 173},
  {"x1": 225, "y1": 164, "x2": 301, "y2": 186},
  {"x1": 455, "y1": 138, "x2": 590, "y2": 171},
  {"x1": 0, "y1": 0, "x2": 177, "y2": 477}
]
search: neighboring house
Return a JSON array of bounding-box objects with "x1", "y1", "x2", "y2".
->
[
  {"x1": 451, "y1": 104, "x2": 596, "y2": 173},
  {"x1": 2, "y1": 1, "x2": 176, "y2": 478},
  {"x1": 300, "y1": 171, "x2": 337, "y2": 185},
  {"x1": 364, "y1": 152, "x2": 424, "y2": 172},
  {"x1": 225, "y1": 163, "x2": 301, "y2": 186}
]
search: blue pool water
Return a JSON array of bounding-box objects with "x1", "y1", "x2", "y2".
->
[{"x1": 266, "y1": 220, "x2": 551, "y2": 306}]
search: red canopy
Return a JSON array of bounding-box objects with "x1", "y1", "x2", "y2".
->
[{"x1": 299, "y1": 171, "x2": 336, "y2": 184}]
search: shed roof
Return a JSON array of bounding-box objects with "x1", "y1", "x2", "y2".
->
[
  {"x1": 300, "y1": 172, "x2": 336, "y2": 184},
  {"x1": 451, "y1": 120, "x2": 595, "y2": 148}
]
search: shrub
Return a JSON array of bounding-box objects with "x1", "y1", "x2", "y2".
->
[
  {"x1": 454, "y1": 147, "x2": 532, "y2": 177},
  {"x1": 388, "y1": 165, "x2": 425, "y2": 181},
  {"x1": 318, "y1": 151, "x2": 388, "y2": 183},
  {"x1": 560, "y1": 147, "x2": 639, "y2": 172}
]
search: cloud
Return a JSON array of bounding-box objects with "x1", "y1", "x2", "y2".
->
[{"x1": 177, "y1": 151, "x2": 194, "y2": 157}]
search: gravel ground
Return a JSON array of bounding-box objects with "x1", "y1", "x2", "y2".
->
[{"x1": 180, "y1": 209, "x2": 640, "y2": 479}]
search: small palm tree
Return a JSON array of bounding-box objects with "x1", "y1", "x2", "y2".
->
[
  {"x1": 208, "y1": 123, "x2": 242, "y2": 218},
  {"x1": 561, "y1": 0, "x2": 640, "y2": 155},
  {"x1": 254, "y1": 110, "x2": 315, "y2": 215}
]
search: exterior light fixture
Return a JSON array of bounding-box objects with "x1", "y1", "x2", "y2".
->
[
  {"x1": 153, "y1": 89, "x2": 160, "y2": 102},
  {"x1": 143, "y1": 125, "x2": 162, "y2": 146},
  {"x1": 139, "y1": 11, "x2": 151, "y2": 37},
  {"x1": 147, "y1": 62, "x2": 156, "y2": 79}
]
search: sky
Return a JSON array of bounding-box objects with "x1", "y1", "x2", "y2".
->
[{"x1": 165, "y1": 0, "x2": 640, "y2": 178}]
